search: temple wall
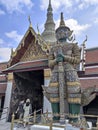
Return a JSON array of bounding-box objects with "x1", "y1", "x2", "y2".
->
[
  {"x1": 1, "y1": 73, "x2": 13, "y2": 122},
  {"x1": 86, "y1": 48, "x2": 98, "y2": 64}
]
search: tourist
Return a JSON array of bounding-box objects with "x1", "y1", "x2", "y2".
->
[
  {"x1": 23, "y1": 98, "x2": 32, "y2": 128},
  {"x1": 16, "y1": 100, "x2": 24, "y2": 120}
]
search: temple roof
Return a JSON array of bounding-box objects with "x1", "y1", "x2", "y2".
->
[
  {"x1": 8, "y1": 25, "x2": 49, "y2": 67},
  {"x1": 3, "y1": 59, "x2": 48, "y2": 73},
  {"x1": 8, "y1": 26, "x2": 36, "y2": 66}
]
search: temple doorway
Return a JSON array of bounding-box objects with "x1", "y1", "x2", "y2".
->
[
  {"x1": 83, "y1": 95, "x2": 98, "y2": 126},
  {"x1": 11, "y1": 69, "x2": 44, "y2": 115}
]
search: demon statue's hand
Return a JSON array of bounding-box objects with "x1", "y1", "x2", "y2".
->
[{"x1": 56, "y1": 54, "x2": 64, "y2": 63}]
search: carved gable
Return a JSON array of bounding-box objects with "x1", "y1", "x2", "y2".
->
[
  {"x1": 20, "y1": 39, "x2": 47, "y2": 62},
  {"x1": 8, "y1": 27, "x2": 49, "y2": 66}
]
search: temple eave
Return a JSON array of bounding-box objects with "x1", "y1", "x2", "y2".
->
[{"x1": 2, "y1": 59, "x2": 48, "y2": 74}]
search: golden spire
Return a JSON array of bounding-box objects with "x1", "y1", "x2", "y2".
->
[
  {"x1": 60, "y1": 12, "x2": 65, "y2": 27},
  {"x1": 49, "y1": 0, "x2": 51, "y2": 6},
  {"x1": 37, "y1": 24, "x2": 40, "y2": 35},
  {"x1": 28, "y1": 15, "x2": 32, "y2": 27},
  {"x1": 49, "y1": 0, "x2": 51, "y2": 5},
  {"x1": 10, "y1": 48, "x2": 14, "y2": 58}
]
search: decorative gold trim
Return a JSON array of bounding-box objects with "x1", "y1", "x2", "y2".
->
[
  {"x1": 41, "y1": 42, "x2": 50, "y2": 52},
  {"x1": 50, "y1": 97, "x2": 59, "y2": 103},
  {"x1": 68, "y1": 98, "x2": 81, "y2": 104},
  {"x1": 53, "y1": 113, "x2": 60, "y2": 117},
  {"x1": 44, "y1": 69, "x2": 51, "y2": 77},
  {"x1": 20, "y1": 38, "x2": 48, "y2": 62},
  {"x1": 45, "y1": 77, "x2": 51, "y2": 80},
  {"x1": 67, "y1": 82, "x2": 80, "y2": 86},
  {"x1": 69, "y1": 114, "x2": 79, "y2": 118},
  {"x1": 8, "y1": 73, "x2": 13, "y2": 81},
  {"x1": 50, "y1": 82, "x2": 59, "y2": 87}
]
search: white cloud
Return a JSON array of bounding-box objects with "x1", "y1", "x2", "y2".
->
[
  {"x1": 0, "y1": 48, "x2": 11, "y2": 62},
  {"x1": 5, "y1": 31, "x2": 23, "y2": 43},
  {"x1": 0, "y1": 0, "x2": 34, "y2": 13},
  {"x1": 0, "y1": 39, "x2": 5, "y2": 47},
  {"x1": 40, "y1": 0, "x2": 73, "y2": 12},
  {"x1": 83, "y1": 0, "x2": 98, "y2": 5},
  {"x1": 55, "y1": 18, "x2": 90, "y2": 36},
  {"x1": 78, "y1": 0, "x2": 98, "y2": 10},
  {"x1": 0, "y1": 9, "x2": 5, "y2": 15},
  {"x1": 65, "y1": 19, "x2": 91, "y2": 36},
  {"x1": 94, "y1": 18, "x2": 98, "y2": 24},
  {"x1": 40, "y1": 0, "x2": 98, "y2": 12},
  {"x1": 94, "y1": 7, "x2": 98, "y2": 14},
  {"x1": 0, "y1": 38, "x2": 13, "y2": 48}
]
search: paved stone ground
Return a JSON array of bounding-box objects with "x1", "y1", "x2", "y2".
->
[
  {"x1": 0, "y1": 122, "x2": 11, "y2": 130},
  {"x1": 0, "y1": 122, "x2": 96, "y2": 130},
  {"x1": 0, "y1": 122, "x2": 31, "y2": 130}
]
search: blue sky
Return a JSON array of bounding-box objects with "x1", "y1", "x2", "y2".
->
[{"x1": 0, "y1": 0, "x2": 98, "y2": 62}]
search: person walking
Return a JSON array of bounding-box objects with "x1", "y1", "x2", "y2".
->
[
  {"x1": 23, "y1": 98, "x2": 32, "y2": 128},
  {"x1": 16, "y1": 100, "x2": 24, "y2": 120}
]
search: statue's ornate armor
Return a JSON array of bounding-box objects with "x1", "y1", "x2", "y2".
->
[
  {"x1": 47, "y1": 42, "x2": 81, "y2": 119},
  {"x1": 49, "y1": 42, "x2": 80, "y2": 98}
]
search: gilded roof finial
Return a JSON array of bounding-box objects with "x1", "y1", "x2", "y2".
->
[
  {"x1": 82, "y1": 35, "x2": 87, "y2": 46},
  {"x1": 37, "y1": 24, "x2": 40, "y2": 35},
  {"x1": 48, "y1": 0, "x2": 52, "y2": 11},
  {"x1": 49, "y1": 0, "x2": 51, "y2": 6},
  {"x1": 11, "y1": 48, "x2": 14, "y2": 58},
  {"x1": 28, "y1": 15, "x2": 32, "y2": 27},
  {"x1": 60, "y1": 12, "x2": 65, "y2": 27}
]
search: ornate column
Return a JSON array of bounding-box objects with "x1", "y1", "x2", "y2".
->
[
  {"x1": 1, "y1": 73, "x2": 13, "y2": 122},
  {"x1": 43, "y1": 69, "x2": 52, "y2": 113}
]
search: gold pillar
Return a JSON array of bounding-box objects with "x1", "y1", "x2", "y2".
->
[
  {"x1": 44, "y1": 69, "x2": 51, "y2": 80},
  {"x1": 33, "y1": 110, "x2": 36, "y2": 124},
  {"x1": 10, "y1": 113, "x2": 15, "y2": 130},
  {"x1": 7, "y1": 73, "x2": 13, "y2": 82},
  {"x1": 50, "y1": 119, "x2": 53, "y2": 130}
]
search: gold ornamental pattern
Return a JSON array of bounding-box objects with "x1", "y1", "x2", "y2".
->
[{"x1": 20, "y1": 40, "x2": 47, "y2": 62}]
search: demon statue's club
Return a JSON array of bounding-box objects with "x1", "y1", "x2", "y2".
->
[{"x1": 42, "y1": 12, "x2": 96, "y2": 124}]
